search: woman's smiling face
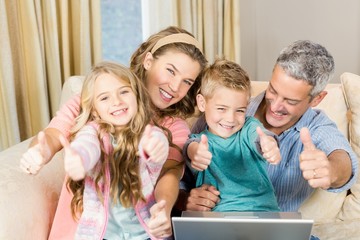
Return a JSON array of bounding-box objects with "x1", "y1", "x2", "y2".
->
[{"x1": 143, "y1": 51, "x2": 201, "y2": 110}]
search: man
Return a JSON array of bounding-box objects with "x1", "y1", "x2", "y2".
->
[{"x1": 177, "y1": 40, "x2": 358, "y2": 213}]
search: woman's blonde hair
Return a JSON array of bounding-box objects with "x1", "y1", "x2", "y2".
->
[
  {"x1": 130, "y1": 26, "x2": 208, "y2": 119},
  {"x1": 68, "y1": 61, "x2": 153, "y2": 218}
]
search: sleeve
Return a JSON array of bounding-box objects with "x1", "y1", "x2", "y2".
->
[
  {"x1": 47, "y1": 95, "x2": 81, "y2": 138},
  {"x1": 162, "y1": 117, "x2": 191, "y2": 162},
  {"x1": 70, "y1": 124, "x2": 102, "y2": 172},
  {"x1": 182, "y1": 134, "x2": 201, "y2": 164}
]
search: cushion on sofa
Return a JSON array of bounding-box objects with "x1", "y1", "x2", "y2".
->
[{"x1": 338, "y1": 72, "x2": 360, "y2": 220}]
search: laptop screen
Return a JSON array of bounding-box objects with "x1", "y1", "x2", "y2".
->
[{"x1": 172, "y1": 211, "x2": 313, "y2": 240}]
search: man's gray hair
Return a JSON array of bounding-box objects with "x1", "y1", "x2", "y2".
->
[{"x1": 276, "y1": 40, "x2": 335, "y2": 98}]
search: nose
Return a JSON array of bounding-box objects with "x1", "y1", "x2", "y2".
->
[
  {"x1": 270, "y1": 97, "x2": 284, "y2": 112},
  {"x1": 168, "y1": 77, "x2": 182, "y2": 93},
  {"x1": 112, "y1": 94, "x2": 122, "y2": 106},
  {"x1": 225, "y1": 111, "x2": 235, "y2": 123}
]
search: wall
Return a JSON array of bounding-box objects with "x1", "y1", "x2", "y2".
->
[{"x1": 240, "y1": 0, "x2": 360, "y2": 83}]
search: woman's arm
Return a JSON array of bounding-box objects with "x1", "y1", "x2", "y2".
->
[{"x1": 20, "y1": 95, "x2": 81, "y2": 174}]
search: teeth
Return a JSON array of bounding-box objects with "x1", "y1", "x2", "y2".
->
[
  {"x1": 160, "y1": 89, "x2": 172, "y2": 99},
  {"x1": 274, "y1": 112, "x2": 285, "y2": 116},
  {"x1": 220, "y1": 124, "x2": 233, "y2": 129},
  {"x1": 112, "y1": 109, "x2": 125, "y2": 116}
]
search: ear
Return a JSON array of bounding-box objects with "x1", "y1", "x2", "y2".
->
[
  {"x1": 310, "y1": 91, "x2": 327, "y2": 107},
  {"x1": 143, "y1": 52, "x2": 153, "y2": 70},
  {"x1": 196, "y1": 94, "x2": 206, "y2": 112}
]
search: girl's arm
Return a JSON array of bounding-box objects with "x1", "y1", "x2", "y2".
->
[{"x1": 60, "y1": 124, "x2": 102, "y2": 180}]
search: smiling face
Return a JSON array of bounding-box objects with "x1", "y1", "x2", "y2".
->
[
  {"x1": 93, "y1": 73, "x2": 138, "y2": 128},
  {"x1": 143, "y1": 51, "x2": 201, "y2": 110},
  {"x1": 262, "y1": 65, "x2": 318, "y2": 135},
  {"x1": 197, "y1": 87, "x2": 249, "y2": 139}
]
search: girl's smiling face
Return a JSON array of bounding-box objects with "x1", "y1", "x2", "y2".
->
[{"x1": 93, "y1": 73, "x2": 137, "y2": 128}]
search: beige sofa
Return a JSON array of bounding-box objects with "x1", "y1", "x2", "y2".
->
[{"x1": 1, "y1": 73, "x2": 360, "y2": 240}]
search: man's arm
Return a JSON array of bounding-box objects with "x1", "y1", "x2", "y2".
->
[{"x1": 328, "y1": 150, "x2": 352, "y2": 188}]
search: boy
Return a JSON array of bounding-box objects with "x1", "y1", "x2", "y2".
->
[{"x1": 185, "y1": 58, "x2": 281, "y2": 212}]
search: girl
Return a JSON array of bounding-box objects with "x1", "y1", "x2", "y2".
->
[
  {"x1": 61, "y1": 61, "x2": 169, "y2": 239},
  {"x1": 20, "y1": 26, "x2": 207, "y2": 238}
]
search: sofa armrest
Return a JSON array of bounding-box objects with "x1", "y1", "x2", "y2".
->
[{"x1": 0, "y1": 138, "x2": 65, "y2": 239}]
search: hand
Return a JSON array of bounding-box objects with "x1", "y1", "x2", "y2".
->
[
  {"x1": 190, "y1": 134, "x2": 212, "y2": 171},
  {"x1": 59, "y1": 135, "x2": 86, "y2": 181},
  {"x1": 257, "y1": 127, "x2": 281, "y2": 164},
  {"x1": 142, "y1": 125, "x2": 169, "y2": 163},
  {"x1": 299, "y1": 127, "x2": 331, "y2": 189},
  {"x1": 185, "y1": 184, "x2": 220, "y2": 211},
  {"x1": 147, "y1": 200, "x2": 172, "y2": 238},
  {"x1": 20, "y1": 131, "x2": 51, "y2": 175}
]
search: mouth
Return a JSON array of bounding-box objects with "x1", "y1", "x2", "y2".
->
[
  {"x1": 219, "y1": 123, "x2": 234, "y2": 130},
  {"x1": 268, "y1": 108, "x2": 287, "y2": 119},
  {"x1": 111, "y1": 108, "x2": 127, "y2": 116},
  {"x1": 159, "y1": 88, "x2": 173, "y2": 102}
]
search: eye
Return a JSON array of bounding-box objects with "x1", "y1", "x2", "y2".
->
[
  {"x1": 100, "y1": 96, "x2": 108, "y2": 101},
  {"x1": 236, "y1": 109, "x2": 246, "y2": 113},
  {"x1": 167, "y1": 68, "x2": 175, "y2": 75},
  {"x1": 183, "y1": 79, "x2": 193, "y2": 86},
  {"x1": 286, "y1": 100, "x2": 299, "y2": 106},
  {"x1": 217, "y1": 107, "x2": 225, "y2": 112},
  {"x1": 120, "y1": 90, "x2": 130, "y2": 95}
]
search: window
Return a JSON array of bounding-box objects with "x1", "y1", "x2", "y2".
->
[{"x1": 101, "y1": 0, "x2": 143, "y2": 66}]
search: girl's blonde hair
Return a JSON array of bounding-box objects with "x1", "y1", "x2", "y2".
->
[
  {"x1": 200, "y1": 58, "x2": 251, "y2": 99},
  {"x1": 130, "y1": 26, "x2": 208, "y2": 119},
  {"x1": 68, "y1": 61, "x2": 153, "y2": 218}
]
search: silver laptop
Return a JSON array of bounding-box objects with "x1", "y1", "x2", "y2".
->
[{"x1": 172, "y1": 211, "x2": 314, "y2": 240}]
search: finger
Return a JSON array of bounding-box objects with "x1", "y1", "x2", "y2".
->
[
  {"x1": 207, "y1": 185, "x2": 220, "y2": 196},
  {"x1": 300, "y1": 127, "x2": 316, "y2": 151},
  {"x1": 143, "y1": 124, "x2": 152, "y2": 140},
  {"x1": 200, "y1": 134, "x2": 209, "y2": 149},
  {"x1": 150, "y1": 200, "x2": 166, "y2": 217},
  {"x1": 256, "y1": 126, "x2": 265, "y2": 138},
  {"x1": 37, "y1": 131, "x2": 46, "y2": 148}
]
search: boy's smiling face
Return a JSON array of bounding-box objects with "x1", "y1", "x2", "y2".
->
[{"x1": 197, "y1": 86, "x2": 249, "y2": 139}]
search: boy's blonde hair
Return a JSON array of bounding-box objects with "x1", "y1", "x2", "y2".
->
[{"x1": 200, "y1": 58, "x2": 251, "y2": 99}]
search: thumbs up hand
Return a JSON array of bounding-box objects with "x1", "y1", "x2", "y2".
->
[
  {"x1": 147, "y1": 200, "x2": 172, "y2": 238},
  {"x1": 257, "y1": 127, "x2": 281, "y2": 165},
  {"x1": 190, "y1": 134, "x2": 213, "y2": 171},
  {"x1": 59, "y1": 135, "x2": 86, "y2": 181},
  {"x1": 141, "y1": 124, "x2": 169, "y2": 164},
  {"x1": 299, "y1": 127, "x2": 331, "y2": 189},
  {"x1": 20, "y1": 131, "x2": 52, "y2": 175}
]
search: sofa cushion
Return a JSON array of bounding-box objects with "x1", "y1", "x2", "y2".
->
[
  {"x1": 316, "y1": 84, "x2": 348, "y2": 139},
  {"x1": 338, "y1": 72, "x2": 360, "y2": 220},
  {"x1": 59, "y1": 76, "x2": 84, "y2": 107}
]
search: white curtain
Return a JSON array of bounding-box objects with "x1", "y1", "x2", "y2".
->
[
  {"x1": 141, "y1": 0, "x2": 241, "y2": 64},
  {"x1": 0, "y1": 0, "x2": 102, "y2": 150}
]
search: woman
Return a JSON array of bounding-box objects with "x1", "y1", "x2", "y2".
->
[{"x1": 20, "y1": 26, "x2": 207, "y2": 239}]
